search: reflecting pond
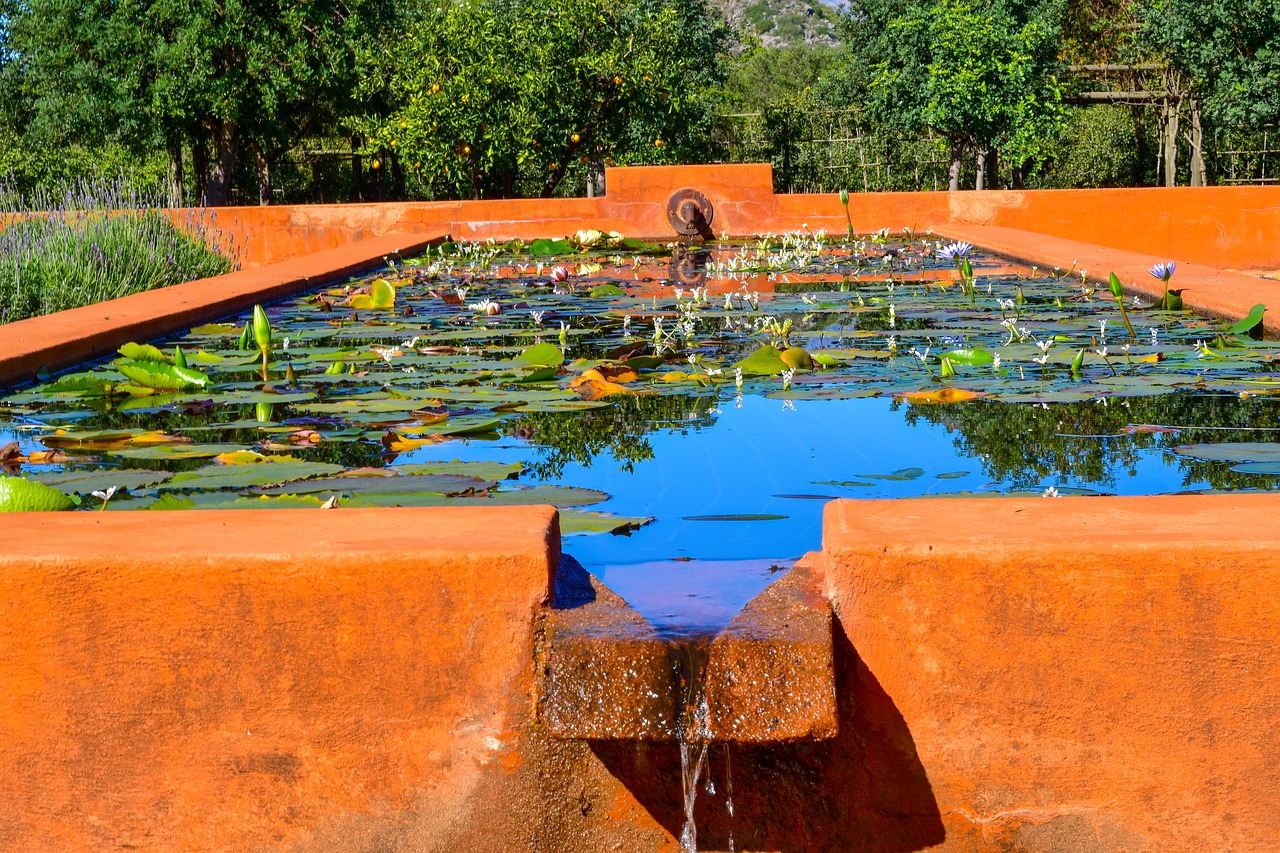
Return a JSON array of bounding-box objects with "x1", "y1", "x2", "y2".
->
[{"x1": 3, "y1": 232, "x2": 1278, "y2": 632}]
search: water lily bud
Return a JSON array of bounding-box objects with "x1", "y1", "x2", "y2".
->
[
  {"x1": 238, "y1": 322, "x2": 252, "y2": 350},
  {"x1": 1070, "y1": 348, "x2": 1085, "y2": 377},
  {"x1": 173, "y1": 346, "x2": 188, "y2": 369},
  {"x1": 256, "y1": 402, "x2": 274, "y2": 424},
  {"x1": 253, "y1": 305, "x2": 272, "y2": 353},
  {"x1": 1109, "y1": 272, "x2": 1124, "y2": 300},
  {"x1": 326, "y1": 360, "x2": 345, "y2": 375},
  {"x1": 839, "y1": 188, "x2": 849, "y2": 206}
]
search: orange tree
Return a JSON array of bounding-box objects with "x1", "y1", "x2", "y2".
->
[{"x1": 352, "y1": 0, "x2": 731, "y2": 199}]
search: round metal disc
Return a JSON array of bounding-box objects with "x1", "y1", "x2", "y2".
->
[{"x1": 666, "y1": 188, "x2": 714, "y2": 236}]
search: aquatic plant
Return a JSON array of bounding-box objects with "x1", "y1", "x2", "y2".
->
[{"x1": 0, "y1": 177, "x2": 237, "y2": 324}]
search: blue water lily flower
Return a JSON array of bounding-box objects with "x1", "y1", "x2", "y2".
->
[
  {"x1": 938, "y1": 241, "x2": 973, "y2": 261},
  {"x1": 1148, "y1": 261, "x2": 1176, "y2": 281}
]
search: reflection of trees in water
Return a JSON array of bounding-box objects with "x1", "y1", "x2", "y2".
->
[
  {"x1": 902, "y1": 392, "x2": 1280, "y2": 491},
  {"x1": 505, "y1": 393, "x2": 719, "y2": 480}
]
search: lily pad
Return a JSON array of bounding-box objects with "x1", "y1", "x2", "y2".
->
[
  {"x1": 29, "y1": 469, "x2": 173, "y2": 493},
  {"x1": 516, "y1": 342, "x2": 565, "y2": 368},
  {"x1": 0, "y1": 476, "x2": 79, "y2": 511},
  {"x1": 116, "y1": 361, "x2": 210, "y2": 390},
  {"x1": 858, "y1": 467, "x2": 925, "y2": 481},
  {"x1": 558, "y1": 510, "x2": 655, "y2": 535},
  {"x1": 1172, "y1": 443, "x2": 1280, "y2": 463},
  {"x1": 160, "y1": 460, "x2": 346, "y2": 491}
]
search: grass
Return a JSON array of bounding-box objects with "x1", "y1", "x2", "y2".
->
[{"x1": 0, "y1": 177, "x2": 239, "y2": 324}]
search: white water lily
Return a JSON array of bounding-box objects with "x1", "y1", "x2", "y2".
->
[{"x1": 1042, "y1": 486, "x2": 1060, "y2": 498}]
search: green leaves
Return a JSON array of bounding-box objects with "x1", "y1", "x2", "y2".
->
[
  {"x1": 0, "y1": 476, "x2": 79, "y2": 511},
  {"x1": 1226, "y1": 304, "x2": 1266, "y2": 340},
  {"x1": 115, "y1": 360, "x2": 210, "y2": 390},
  {"x1": 516, "y1": 342, "x2": 565, "y2": 367}
]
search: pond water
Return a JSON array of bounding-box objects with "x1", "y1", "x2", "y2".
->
[{"x1": 3, "y1": 232, "x2": 1279, "y2": 634}]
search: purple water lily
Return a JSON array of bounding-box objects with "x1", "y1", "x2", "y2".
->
[
  {"x1": 1148, "y1": 261, "x2": 1176, "y2": 281},
  {"x1": 938, "y1": 241, "x2": 973, "y2": 262}
]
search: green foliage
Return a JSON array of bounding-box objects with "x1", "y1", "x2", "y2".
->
[
  {"x1": 725, "y1": 44, "x2": 837, "y2": 111},
  {"x1": 2, "y1": 0, "x2": 398, "y2": 205},
  {"x1": 1140, "y1": 0, "x2": 1280, "y2": 129},
  {"x1": 353, "y1": 0, "x2": 732, "y2": 200},
  {"x1": 0, "y1": 180, "x2": 234, "y2": 323},
  {"x1": 1034, "y1": 105, "x2": 1141, "y2": 188}
]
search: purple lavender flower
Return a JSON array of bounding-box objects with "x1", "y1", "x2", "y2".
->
[{"x1": 1148, "y1": 261, "x2": 1176, "y2": 281}]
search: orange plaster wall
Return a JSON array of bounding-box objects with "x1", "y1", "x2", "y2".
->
[
  {"x1": 821, "y1": 494, "x2": 1280, "y2": 852},
  {"x1": 0, "y1": 506, "x2": 558, "y2": 851},
  {"x1": 193, "y1": 165, "x2": 1280, "y2": 272}
]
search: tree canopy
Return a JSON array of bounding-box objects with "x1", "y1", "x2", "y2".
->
[{"x1": 353, "y1": 0, "x2": 732, "y2": 200}]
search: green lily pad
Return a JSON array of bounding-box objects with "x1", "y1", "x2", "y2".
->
[
  {"x1": 0, "y1": 476, "x2": 79, "y2": 511},
  {"x1": 559, "y1": 510, "x2": 655, "y2": 535},
  {"x1": 516, "y1": 342, "x2": 565, "y2": 368},
  {"x1": 858, "y1": 467, "x2": 925, "y2": 481},
  {"x1": 1172, "y1": 443, "x2": 1280, "y2": 463},
  {"x1": 395, "y1": 460, "x2": 523, "y2": 480},
  {"x1": 590, "y1": 284, "x2": 626, "y2": 298},
  {"x1": 161, "y1": 460, "x2": 346, "y2": 491},
  {"x1": 118, "y1": 342, "x2": 172, "y2": 363},
  {"x1": 734, "y1": 345, "x2": 788, "y2": 376},
  {"x1": 530, "y1": 238, "x2": 574, "y2": 256},
  {"x1": 257, "y1": 472, "x2": 494, "y2": 496},
  {"x1": 29, "y1": 469, "x2": 173, "y2": 493},
  {"x1": 109, "y1": 443, "x2": 250, "y2": 460},
  {"x1": 116, "y1": 361, "x2": 210, "y2": 390}
]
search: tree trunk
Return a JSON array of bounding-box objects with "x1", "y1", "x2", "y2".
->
[
  {"x1": 1132, "y1": 105, "x2": 1148, "y2": 186},
  {"x1": 254, "y1": 144, "x2": 272, "y2": 206},
  {"x1": 948, "y1": 139, "x2": 963, "y2": 192},
  {"x1": 1161, "y1": 94, "x2": 1180, "y2": 187},
  {"x1": 975, "y1": 148, "x2": 986, "y2": 191},
  {"x1": 205, "y1": 121, "x2": 239, "y2": 207},
  {"x1": 985, "y1": 148, "x2": 998, "y2": 190},
  {"x1": 351, "y1": 137, "x2": 363, "y2": 202},
  {"x1": 192, "y1": 138, "x2": 210, "y2": 205},
  {"x1": 167, "y1": 142, "x2": 184, "y2": 207},
  {"x1": 312, "y1": 159, "x2": 325, "y2": 204},
  {"x1": 391, "y1": 152, "x2": 405, "y2": 200},
  {"x1": 1187, "y1": 98, "x2": 1206, "y2": 187}
]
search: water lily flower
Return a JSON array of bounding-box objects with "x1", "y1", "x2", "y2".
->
[
  {"x1": 937, "y1": 241, "x2": 973, "y2": 262},
  {"x1": 530, "y1": 310, "x2": 545, "y2": 326},
  {"x1": 469, "y1": 298, "x2": 501, "y2": 316},
  {"x1": 1148, "y1": 261, "x2": 1176, "y2": 281},
  {"x1": 549, "y1": 266, "x2": 570, "y2": 284},
  {"x1": 1042, "y1": 486, "x2": 1060, "y2": 498}
]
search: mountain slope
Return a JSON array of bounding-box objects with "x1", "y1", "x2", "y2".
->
[{"x1": 711, "y1": 0, "x2": 844, "y2": 48}]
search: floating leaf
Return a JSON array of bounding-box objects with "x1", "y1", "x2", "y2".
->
[
  {"x1": 1226, "y1": 304, "x2": 1266, "y2": 339},
  {"x1": 160, "y1": 460, "x2": 346, "y2": 491},
  {"x1": 943, "y1": 347, "x2": 994, "y2": 366},
  {"x1": 899, "y1": 388, "x2": 987, "y2": 404},
  {"x1": 530, "y1": 238, "x2": 574, "y2": 255},
  {"x1": 590, "y1": 284, "x2": 625, "y2": 298},
  {"x1": 116, "y1": 361, "x2": 210, "y2": 390},
  {"x1": 29, "y1": 469, "x2": 173, "y2": 493},
  {"x1": 1172, "y1": 443, "x2": 1280, "y2": 463},
  {"x1": 118, "y1": 342, "x2": 172, "y2": 363},
  {"x1": 734, "y1": 345, "x2": 788, "y2": 376},
  {"x1": 559, "y1": 510, "x2": 655, "y2": 536},
  {"x1": 780, "y1": 347, "x2": 813, "y2": 370},
  {"x1": 516, "y1": 342, "x2": 565, "y2": 367},
  {"x1": 858, "y1": 467, "x2": 925, "y2": 481},
  {"x1": 0, "y1": 476, "x2": 78, "y2": 511}
]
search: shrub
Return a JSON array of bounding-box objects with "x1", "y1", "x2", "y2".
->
[{"x1": 0, "y1": 178, "x2": 237, "y2": 324}]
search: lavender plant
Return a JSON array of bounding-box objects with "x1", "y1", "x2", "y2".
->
[{"x1": 0, "y1": 177, "x2": 239, "y2": 324}]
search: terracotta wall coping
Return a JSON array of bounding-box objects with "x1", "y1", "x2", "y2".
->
[{"x1": 933, "y1": 223, "x2": 1280, "y2": 335}]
